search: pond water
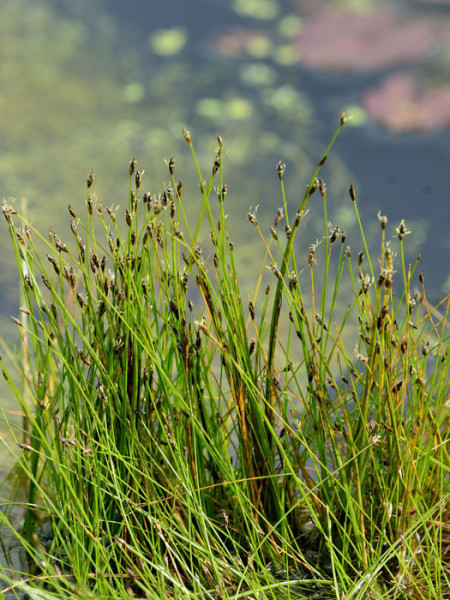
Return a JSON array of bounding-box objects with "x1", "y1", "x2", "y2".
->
[{"x1": 1, "y1": 0, "x2": 449, "y2": 474}]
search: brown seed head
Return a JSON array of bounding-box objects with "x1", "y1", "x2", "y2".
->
[
  {"x1": 308, "y1": 244, "x2": 317, "y2": 268},
  {"x1": 212, "y1": 152, "x2": 221, "y2": 176},
  {"x1": 87, "y1": 169, "x2": 95, "y2": 189},
  {"x1": 396, "y1": 219, "x2": 410, "y2": 241},
  {"x1": 330, "y1": 226, "x2": 339, "y2": 244},
  {"x1": 274, "y1": 207, "x2": 284, "y2": 228},
  {"x1": 248, "y1": 300, "x2": 255, "y2": 320},
  {"x1": 377, "y1": 211, "x2": 387, "y2": 230},
  {"x1": 247, "y1": 212, "x2": 257, "y2": 226},
  {"x1": 277, "y1": 161, "x2": 286, "y2": 181},
  {"x1": 183, "y1": 129, "x2": 192, "y2": 144},
  {"x1": 219, "y1": 183, "x2": 227, "y2": 202},
  {"x1": 309, "y1": 179, "x2": 319, "y2": 196}
]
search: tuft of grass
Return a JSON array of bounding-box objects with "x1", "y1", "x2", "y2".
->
[{"x1": 0, "y1": 115, "x2": 448, "y2": 600}]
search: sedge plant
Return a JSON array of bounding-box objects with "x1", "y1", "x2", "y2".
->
[{"x1": 0, "y1": 115, "x2": 448, "y2": 600}]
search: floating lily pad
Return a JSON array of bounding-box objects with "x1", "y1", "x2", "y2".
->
[
  {"x1": 213, "y1": 28, "x2": 273, "y2": 58},
  {"x1": 232, "y1": 0, "x2": 279, "y2": 20},
  {"x1": 295, "y1": 8, "x2": 435, "y2": 71},
  {"x1": 149, "y1": 27, "x2": 187, "y2": 56},
  {"x1": 363, "y1": 73, "x2": 450, "y2": 132}
]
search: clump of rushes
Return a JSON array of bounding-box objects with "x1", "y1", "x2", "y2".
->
[{"x1": 0, "y1": 115, "x2": 449, "y2": 600}]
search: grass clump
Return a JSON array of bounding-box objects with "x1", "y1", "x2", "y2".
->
[{"x1": 0, "y1": 115, "x2": 448, "y2": 599}]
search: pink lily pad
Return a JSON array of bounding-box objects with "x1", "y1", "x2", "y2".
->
[
  {"x1": 295, "y1": 8, "x2": 435, "y2": 72},
  {"x1": 363, "y1": 73, "x2": 450, "y2": 132}
]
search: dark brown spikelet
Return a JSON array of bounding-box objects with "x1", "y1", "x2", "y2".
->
[
  {"x1": 63, "y1": 266, "x2": 76, "y2": 289},
  {"x1": 330, "y1": 227, "x2": 339, "y2": 244},
  {"x1": 378, "y1": 211, "x2": 387, "y2": 230},
  {"x1": 91, "y1": 251, "x2": 100, "y2": 270},
  {"x1": 129, "y1": 159, "x2": 136, "y2": 176},
  {"x1": 276, "y1": 161, "x2": 286, "y2": 181},
  {"x1": 396, "y1": 219, "x2": 409, "y2": 241},
  {"x1": 125, "y1": 209, "x2": 132, "y2": 227},
  {"x1": 168, "y1": 157, "x2": 175, "y2": 176},
  {"x1": 308, "y1": 245, "x2": 316, "y2": 268},
  {"x1": 247, "y1": 212, "x2": 257, "y2": 226},
  {"x1": 68, "y1": 205, "x2": 77, "y2": 219},
  {"x1": 87, "y1": 169, "x2": 95, "y2": 188},
  {"x1": 219, "y1": 183, "x2": 227, "y2": 202},
  {"x1": 47, "y1": 254, "x2": 60, "y2": 275},
  {"x1": 135, "y1": 170, "x2": 143, "y2": 189},
  {"x1": 349, "y1": 184, "x2": 356, "y2": 202},
  {"x1": 106, "y1": 207, "x2": 116, "y2": 223},
  {"x1": 274, "y1": 207, "x2": 284, "y2": 228},
  {"x1": 2, "y1": 201, "x2": 17, "y2": 224},
  {"x1": 76, "y1": 293, "x2": 87, "y2": 309},
  {"x1": 289, "y1": 272, "x2": 298, "y2": 290},
  {"x1": 54, "y1": 235, "x2": 69, "y2": 254},
  {"x1": 41, "y1": 275, "x2": 50, "y2": 290},
  {"x1": 309, "y1": 178, "x2": 319, "y2": 196},
  {"x1": 270, "y1": 264, "x2": 283, "y2": 281},
  {"x1": 86, "y1": 195, "x2": 93, "y2": 216},
  {"x1": 212, "y1": 152, "x2": 221, "y2": 176},
  {"x1": 248, "y1": 300, "x2": 255, "y2": 320}
]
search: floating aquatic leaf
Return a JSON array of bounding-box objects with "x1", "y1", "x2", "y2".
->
[
  {"x1": 123, "y1": 82, "x2": 145, "y2": 103},
  {"x1": 277, "y1": 14, "x2": 303, "y2": 38},
  {"x1": 239, "y1": 62, "x2": 277, "y2": 86},
  {"x1": 149, "y1": 27, "x2": 187, "y2": 56},
  {"x1": 232, "y1": 0, "x2": 279, "y2": 20},
  {"x1": 363, "y1": 73, "x2": 450, "y2": 132},
  {"x1": 295, "y1": 8, "x2": 435, "y2": 71}
]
